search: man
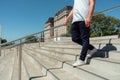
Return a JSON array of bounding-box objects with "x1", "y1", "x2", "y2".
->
[{"x1": 64, "y1": 0, "x2": 97, "y2": 67}]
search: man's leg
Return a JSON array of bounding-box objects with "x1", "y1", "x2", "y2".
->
[
  {"x1": 79, "y1": 21, "x2": 90, "y2": 61},
  {"x1": 71, "y1": 22, "x2": 82, "y2": 45},
  {"x1": 72, "y1": 21, "x2": 89, "y2": 66},
  {"x1": 71, "y1": 22, "x2": 94, "y2": 50},
  {"x1": 72, "y1": 21, "x2": 96, "y2": 66}
]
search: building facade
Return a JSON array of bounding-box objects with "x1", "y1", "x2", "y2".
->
[
  {"x1": 44, "y1": 17, "x2": 54, "y2": 41},
  {"x1": 44, "y1": 6, "x2": 72, "y2": 41}
]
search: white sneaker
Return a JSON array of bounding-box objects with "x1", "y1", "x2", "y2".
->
[
  {"x1": 73, "y1": 60, "x2": 85, "y2": 67},
  {"x1": 87, "y1": 48, "x2": 97, "y2": 57}
]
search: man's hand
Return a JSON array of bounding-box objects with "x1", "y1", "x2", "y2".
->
[
  {"x1": 85, "y1": 0, "x2": 96, "y2": 27},
  {"x1": 85, "y1": 17, "x2": 91, "y2": 27},
  {"x1": 64, "y1": 18, "x2": 68, "y2": 26},
  {"x1": 64, "y1": 9, "x2": 73, "y2": 26}
]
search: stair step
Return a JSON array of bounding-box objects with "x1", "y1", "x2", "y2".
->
[
  {"x1": 0, "y1": 52, "x2": 15, "y2": 80},
  {"x1": 27, "y1": 45, "x2": 120, "y2": 61},
  {"x1": 11, "y1": 52, "x2": 19, "y2": 80},
  {"x1": 40, "y1": 46, "x2": 81, "y2": 54},
  {"x1": 24, "y1": 46, "x2": 109, "y2": 80},
  {"x1": 40, "y1": 46, "x2": 120, "y2": 59},
  {"x1": 23, "y1": 49, "x2": 61, "y2": 80},
  {"x1": 22, "y1": 38, "x2": 120, "y2": 80},
  {"x1": 50, "y1": 69, "x2": 82, "y2": 80},
  {"x1": 22, "y1": 51, "x2": 44, "y2": 78},
  {"x1": 44, "y1": 37, "x2": 120, "y2": 44},
  {"x1": 86, "y1": 58, "x2": 120, "y2": 74},
  {"x1": 66, "y1": 61, "x2": 120, "y2": 80},
  {"x1": 38, "y1": 49, "x2": 77, "y2": 61},
  {"x1": 25, "y1": 44, "x2": 120, "y2": 79},
  {"x1": 24, "y1": 46, "x2": 76, "y2": 62},
  {"x1": 0, "y1": 55, "x2": 11, "y2": 73},
  {"x1": 24, "y1": 48, "x2": 64, "y2": 70},
  {"x1": 63, "y1": 61, "x2": 108, "y2": 80},
  {"x1": 33, "y1": 71, "x2": 58, "y2": 80},
  {"x1": 44, "y1": 43, "x2": 120, "y2": 51},
  {"x1": 32, "y1": 43, "x2": 119, "y2": 54},
  {"x1": 24, "y1": 45, "x2": 120, "y2": 72},
  {"x1": 109, "y1": 51, "x2": 120, "y2": 59}
]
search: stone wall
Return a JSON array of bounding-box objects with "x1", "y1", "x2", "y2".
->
[
  {"x1": 44, "y1": 17, "x2": 54, "y2": 41},
  {"x1": 44, "y1": 6, "x2": 72, "y2": 41}
]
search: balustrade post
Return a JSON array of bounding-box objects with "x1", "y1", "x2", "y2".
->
[{"x1": 18, "y1": 40, "x2": 22, "y2": 80}]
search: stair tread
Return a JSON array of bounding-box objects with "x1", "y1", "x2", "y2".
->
[
  {"x1": 25, "y1": 47, "x2": 75, "y2": 62},
  {"x1": 29, "y1": 46, "x2": 120, "y2": 61},
  {"x1": 24, "y1": 49, "x2": 63, "y2": 69},
  {"x1": 33, "y1": 77, "x2": 51, "y2": 80},
  {"x1": 22, "y1": 38, "x2": 120, "y2": 80},
  {"x1": 26, "y1": 47, "x2": 120, "y2": 80},
  {"x1": 65, "y1": 60, "x2": 120, "y2": 80},
  {"x1": 0, "y1": 52, "x2": 15, "y2": 80},
  {"x1": 44, "y1": 42, "x2": 120, "y2": 46},
  {"x1": 22, "y1": 51, "x2": 43, "y2": 77},
  {"x1": 110, "y1": 51, "x2": 120, "y2": 53},
  {"x1": 11, "y1": 53, "x2": 19, "y2": 80},
  {"x1": 93, "y1": 57, "x2": 120, "y2": 64},
  {"x1": 50, "y1": 69, "x2": 82, "y2": 80}
]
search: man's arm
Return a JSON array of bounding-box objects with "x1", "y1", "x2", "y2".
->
[
  {"x1": 85, "y1": 0, "x2": 96, "y2": 27},
  {"x1": 64, "y1": 9, "x2": 73, "y2": 26}
]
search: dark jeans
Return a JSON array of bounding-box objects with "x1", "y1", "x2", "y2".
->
[{"x1": 72, "y1": 21, "x2": 94, "y2": 61}]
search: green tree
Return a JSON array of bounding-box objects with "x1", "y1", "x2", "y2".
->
[
  {"x1": 1, "y1": 39, "x2": 7, "y2": 43},
  {"x1": 91, "y1": 14, "x2": 120, "y2": 37},
  {"x1": 67, "y1": 24, "x2": 72, "y2": 37},
  {"x1": 63, "y1": 13, "x2": 120, "y2": 37},
  {"x1": 25, "y1": 35, "x2": 38, "y2": 43}
]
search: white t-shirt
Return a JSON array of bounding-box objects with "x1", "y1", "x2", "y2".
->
[{"x1": 72, "y1": 0, "x2": 90, "y2": 23}]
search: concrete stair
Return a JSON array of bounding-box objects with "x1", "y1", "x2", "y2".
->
[
  {"x1": 0, "y1": 35, "x2": 120, "y2": 80},
  {"x1": 22, "y1": 36, "x2": 120, "y2": 80},
  {"x1": 23, "y1": 44, "x2": 120, "y2": 80},
  {"x1": 0, "y1": 48, "x2": 16, "y2": 80},
  {"x1": 23, "y1": 47, "x2": 106, "y2": 80}
]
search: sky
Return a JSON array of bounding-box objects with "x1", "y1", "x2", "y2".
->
[{"x1": 0, "y1": 0, "x2": 120, "y2": 41}]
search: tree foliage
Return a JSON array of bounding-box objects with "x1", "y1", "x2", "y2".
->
[
  {"x1": 66, "y1": 13, "x2": 120, "y2": 37},
  {"x1": 25, "y1": 35, "x2": 38, "y2": 43},
  {"x1": 1, "y1": 39, "x2": 7, "y2": 43},
  {"x1": 91, "y1": 14, "x2": 120, "y2": 37},
  {"x1": 67, "y1": 24, "x2": 72, "y2": 37}
]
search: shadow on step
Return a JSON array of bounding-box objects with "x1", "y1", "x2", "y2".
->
[
  {"x1": 29, "y1": 75, "x2": 47, "y2": 80},
  {"x1": 29, "y1": 63, "x2": 64, "y2": 80},
  {"x1": 86, "y1": 43, "x2": 117, "y2": 64}
]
